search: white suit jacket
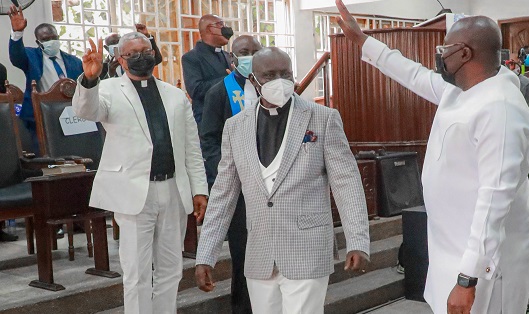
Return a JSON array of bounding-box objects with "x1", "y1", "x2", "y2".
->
[
  {"x1": 362, "y1": 37, "x2": 529, "y2": 313},
  {"x1": 72, "y1": 74, "x2": 208, "y2": 215},
  {"x1": 196, "y1": 95, "x2": 370, "y2": 280}
]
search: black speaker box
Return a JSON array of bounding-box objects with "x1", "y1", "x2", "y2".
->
[
  {"x1": 402, "y1": 206, "x2": 429, "y2": 302},
  {"x1": 375, "y1": 152, "x2": 424, "y2": 217}
]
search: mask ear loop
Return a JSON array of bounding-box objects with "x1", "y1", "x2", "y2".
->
[{"x1": 249, "y1": 73, "x2": 263, "y2": 97}]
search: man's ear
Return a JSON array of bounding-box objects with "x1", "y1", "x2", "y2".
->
[
  {"x1": 461, "y1": 46, "x2": 473, "y2": 63},
  {"x1": 117, "y1": 57, "x2": 127, "y2": 70}
]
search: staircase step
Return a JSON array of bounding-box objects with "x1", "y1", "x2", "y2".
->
[
  {"x1": 97, "y1": 235, "x2": 404, "y2": 314},
  {"x1": 0, "y1": 217, "x2": 403, "y2": 314},
  {"x1": 177, "y1": 279, "x2": 232, "y2": 314},
  {"x1": 335, "y1": 216, "x2": 402, "y2": 250},
  {"x1": 177, "y1": 235, "x2": 402, "y2": 313},
  {"x1": 324, "y1": 267, "x2": 405, "y2": 313},
  {"x1": 331, "y1": 235, "x2": 401, "y2": 284}
]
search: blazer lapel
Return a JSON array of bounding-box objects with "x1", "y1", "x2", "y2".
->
[
  {"x1": 269, "y1": 96, "x2": 312, "y2": 197},
  {"x1": 196, "y1": 43, "x2": 229, "y2": 75},
  {"x1": 119, "y1": 75, "x2": 152, "y2": 144},
  {"x1": 242, "y1": 102, "x2": 270, "y2": 197}
]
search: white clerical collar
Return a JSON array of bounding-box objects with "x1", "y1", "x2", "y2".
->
[
  {"x1": 141, "y1": 80, "x2": 148, "y2": 88},
  {"x1": 259, "y1": 102, "x2": 279, "y2": 116},
  {"x1": 215, "y1": 47, "x2": 222, "y2": 53}
]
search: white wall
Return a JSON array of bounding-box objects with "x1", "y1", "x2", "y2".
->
[
  {"x1": 0, "y1": 0, "x2": 53, "y2": 90},
  {"x1": 469, "y1": 0, "x2": 529, "y2": 21},
  {"x1": 332, "y1": 0, "x2": 470, "y2": 20},
  {"x1": 292, "y1": 0, "x2": 529, "y2": 101},
  {"x1": 292, "y1": 0, "x2": 317, "y2": 101}
]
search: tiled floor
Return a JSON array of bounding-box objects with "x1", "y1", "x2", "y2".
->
[{"x1": 0, "y1": 221, "x2": 123, "y2": 312}]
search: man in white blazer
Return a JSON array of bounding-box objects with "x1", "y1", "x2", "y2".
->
[
  {"x1": 336, "y1": 1, "x2": 529, "y2": 314},
  {"x1": 72, "y1": 33, "x2": 208, "y2": 314},
  {"x1": 195, "y1": 47, "x2": 370, "y2": 313}
]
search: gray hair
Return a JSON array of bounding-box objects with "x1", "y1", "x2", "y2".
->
[{"x1": 116, "y1": 32, "x2": 151, "y2": 56}]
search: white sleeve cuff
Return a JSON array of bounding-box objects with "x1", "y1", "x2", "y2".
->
[
  {"x1": 361, "y1": 36, "x2": 387, "y2": 66},
  {"x1": 10, "y1": 30, "x2": 24, "y2": 41},
  {"x1": 459, "y1": 250, "x2": 496, "y2": 280}
]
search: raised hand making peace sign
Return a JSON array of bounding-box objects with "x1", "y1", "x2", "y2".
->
[
  {"x1": 82, "y1": 38, "x2": 105, "y2": 81},
  {"x1": 8, "y1": 4, "x2": 27, "y2": 32}
]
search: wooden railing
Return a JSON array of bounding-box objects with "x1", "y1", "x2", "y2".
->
[{"x1": 295, "y1": 52, "x2": 331, "y2": 106}]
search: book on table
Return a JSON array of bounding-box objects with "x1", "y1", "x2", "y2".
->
[{"x1": 41, "y1": 164, "x2": 86, "y2": 175}]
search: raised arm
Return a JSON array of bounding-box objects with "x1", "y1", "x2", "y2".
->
[
  {"x1": 8, "y1": 4, "x2": 30, "y2": 72},
  {"x1": 135, "y1": 23, "x2": 162, "y2": 65},
  {"x1": 335, "y1": 0, "x2": 446, "y2": 105},
  {"x1": 72, "y1": 38, "x2": 110, "y2": 122}
]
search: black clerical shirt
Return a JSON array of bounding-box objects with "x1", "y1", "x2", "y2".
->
[
  {"x1": 256, "y1": 100, "x2": 292, "y2": 168},
  {"x1": 130, "y1": 77, "x2": 175, "y2": 178}
]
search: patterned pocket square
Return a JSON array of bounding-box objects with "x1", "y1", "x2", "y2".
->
[{"x1": 303, "y1": 130, "x2": 318, "y2": 143}]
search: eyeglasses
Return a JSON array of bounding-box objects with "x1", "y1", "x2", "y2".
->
[
  {"x1": 436, "y1": 43, "x2": 467, "y2": 55},
  {"x1": 120, "y1": 49, "x2": 154, "y2": 60}
]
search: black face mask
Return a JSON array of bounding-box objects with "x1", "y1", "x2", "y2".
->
[
  {"x1": 126, "y1": 54, "x2": 156, "y2": 77},
  {"x1": 435, "y1": 46, "x2": 468, "y2": 86},
  {"x1": 221, "y1": 26, "x2": 234, "y2": 40},
  {"x1": 435, "y1": 53, "x2": 456, "y2": 85}
]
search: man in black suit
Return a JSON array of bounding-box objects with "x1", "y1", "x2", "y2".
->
[
  {"x1": 199, "y1": 35, "x2": 262, "y2": 314},
  {"x1": 182, "y1": 14, "x2": 234, "y2": 124}
]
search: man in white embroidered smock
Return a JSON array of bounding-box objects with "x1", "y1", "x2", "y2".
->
[{"x1": 336, "y1": 1, "x2": 529, "y2": 313}]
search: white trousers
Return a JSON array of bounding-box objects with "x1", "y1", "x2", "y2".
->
[
  {"x1": 114, "y1": 179, "x2": 186, "y2": 314},
  {"x1": 246, "y1": 270, "x2": 329, "y2": 314}
]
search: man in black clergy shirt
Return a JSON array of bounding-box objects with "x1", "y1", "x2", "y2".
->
[
  {"x1": 182, "y1": 14, "x2": 234, "y2": 125},
  {"x1": 199, "y1": 35, "x2": 262, "y2": 314},
  {"x1": 72, "y1": 33, "x2": 208, "y2": 314}
]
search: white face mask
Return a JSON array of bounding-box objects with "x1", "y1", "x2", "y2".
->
[
  {"x1": 107, "y1": 44, "x2": 118, "y2": 57},
  {"x1": 253, "y1": 76, "x2": 294, "y2": 107},
  {"x1": 234, "y1": 55, "x2": 253, "y2": 78},
  {"x1": 40, "y1": 40, "x2": 61, "y2": 56}
]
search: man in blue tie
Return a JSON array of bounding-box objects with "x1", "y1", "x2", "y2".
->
[{"x1": 8, "y1": 4, "x2": 83, "y2": 154}]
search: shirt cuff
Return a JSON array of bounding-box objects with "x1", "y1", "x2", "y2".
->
[
  {"x1": 361, "y1": 36, "x2": 387, "y2": 66},
  {"x1": 11, "y1": 30, "x2": 24, "y2": 41},
  {"x1": 80, "y1": 74, "x2": 100, "y2": 89},
  {"x1": 459, "y1": 250, "x2": 496, "y2": 280}
]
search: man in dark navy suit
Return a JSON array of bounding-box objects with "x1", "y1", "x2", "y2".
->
[
  {"x1": 182, "y1": 14, "x2": 234, "y2": 125},
  {"x1": 8, "y1": 5, "x2": 83, "y2": 153}
]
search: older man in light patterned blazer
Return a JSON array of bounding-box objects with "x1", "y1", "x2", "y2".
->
[{"x1": 195, "y1": 47, "x2": 370, "y2": 314}]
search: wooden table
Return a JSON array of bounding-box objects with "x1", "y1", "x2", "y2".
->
[{"x1": 26, "y1": 171, "x2": 120, "y2": 291}]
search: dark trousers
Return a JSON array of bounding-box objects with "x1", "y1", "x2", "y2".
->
[
  {"x1": 23, "y1": 120, "x2": 40, "y2": 156},
  {"x1": 227, "y1": 194, "x2": 252, "y2": 314}
]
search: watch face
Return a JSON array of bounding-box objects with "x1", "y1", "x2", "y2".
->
[
  {"x1": 457, "y1": 276, "x2": 470, "y2": 287},
  {"x1": 457, "y1": 274, "x2": 477, "y2": 287}
]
